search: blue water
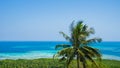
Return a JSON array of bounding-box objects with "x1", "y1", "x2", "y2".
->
[{"x1": 0, "y1": 41, "x2": 120, "y2": 60}]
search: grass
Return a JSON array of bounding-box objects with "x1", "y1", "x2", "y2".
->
[{"x1": 0, "y1": 58, "x2": 120, "y2": 68}]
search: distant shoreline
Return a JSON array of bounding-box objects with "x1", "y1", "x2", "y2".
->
[
  {"x1": 0, "y1": 41, "x2": 120, "y2": 61},
  {"x1": 0, "y1": 56, "x2": 120, "y2": 61}
]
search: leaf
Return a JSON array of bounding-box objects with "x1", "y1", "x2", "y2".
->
[
  {"x1": 55, "y1": 44, "x2": 71, "y2": 50},
  {"x1": 87, "y1": 38, "x2": 102, "y2": 44},
  {"x1": 59, "y1": 32, "x2": 72, "y2": 42}
]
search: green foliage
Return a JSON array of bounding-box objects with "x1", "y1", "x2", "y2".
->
[
  {"x1": 55, "y1": 21, "x2": 102, "y2": 68},
  {"x1": 0, "y1": 59, "x2": 64, "y2": 68},
  {"x1": 0, "y1": 59, "x2": 120, "y2": 68}
]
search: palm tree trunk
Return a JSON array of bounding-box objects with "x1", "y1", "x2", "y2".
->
[
  {"x1": 83, "y1": 62, "x2": 86, "y2": 68},
  {"x1": 77, "y1": 55, "x2": 80, "y2": 68}
]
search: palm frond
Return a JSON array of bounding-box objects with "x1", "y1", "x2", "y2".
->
[
  {"x1": 76, "y1": 21, "x2": 83, "y2": 29},
  {"x1": 66, "y1": 49, "x2": 75, "y2": 67},
  {"x1": 59, "y1": 32, "x2": 72, "y2": 42},
  {"x1": 82, "y1": 24, "x2": 88, "y2": 31},
  {"x1": 59, "y1": 56, "x2": 66, "y2": 61},
  {"x1": 57, "y1": 48, "x2": 73, "y2": 57},
  {"x1": 87, "y1": 37, "x2": 102, "y2": 44},
  {"x1": 85, "y1": 54, "x2": 99, "y2": 68},
  {"x1": 81, "y1": 47, "x2": 96, "y2": 57},
  {"x1": 70, "y1": 20, "x2": 75, "y2": 33},
  {"x1": 55, "y1": 44, "x2": 71, "y2": 50},
  {"x1": 87, "y1": 27, "x2": 95, "y2": 34},
  {"x1": 84, "y1": 46, "x2": 102, "y2": 60},
  {"x1": 77, "y1": 49, "x2": 85, "y2": 57}
]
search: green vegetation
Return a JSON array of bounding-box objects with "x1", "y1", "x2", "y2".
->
[
  {"x1": 54, "y1": 21, "x2": 102, "y2": 68},
  {"x1": 0, "y1": 59, "x2": 120, "y2": 68}
]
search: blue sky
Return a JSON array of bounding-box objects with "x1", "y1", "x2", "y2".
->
[{"x1": 0, "y1": 0, "x2": 120, "y2": 41}]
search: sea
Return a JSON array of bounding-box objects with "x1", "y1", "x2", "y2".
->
[{"x1": 0, "y1": 41, "x2": 120, "y2": 60}]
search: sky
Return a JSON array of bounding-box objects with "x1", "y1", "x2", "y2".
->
[{"x1": 0, "y1": 0, "x2": 120, "y2": 41}]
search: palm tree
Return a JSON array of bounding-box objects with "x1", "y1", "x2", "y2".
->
[{"x1": 54, "y1": 21, "x2": 102, "y2": 68}]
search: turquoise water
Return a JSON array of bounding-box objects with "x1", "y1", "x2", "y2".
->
[{"x1": 0, "y1": 41, "x2": 120, "y2": 60}]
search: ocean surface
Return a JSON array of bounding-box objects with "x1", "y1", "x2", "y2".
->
[{"x1": 0, "y1": 41, "x2": 120, "y2": 60}]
